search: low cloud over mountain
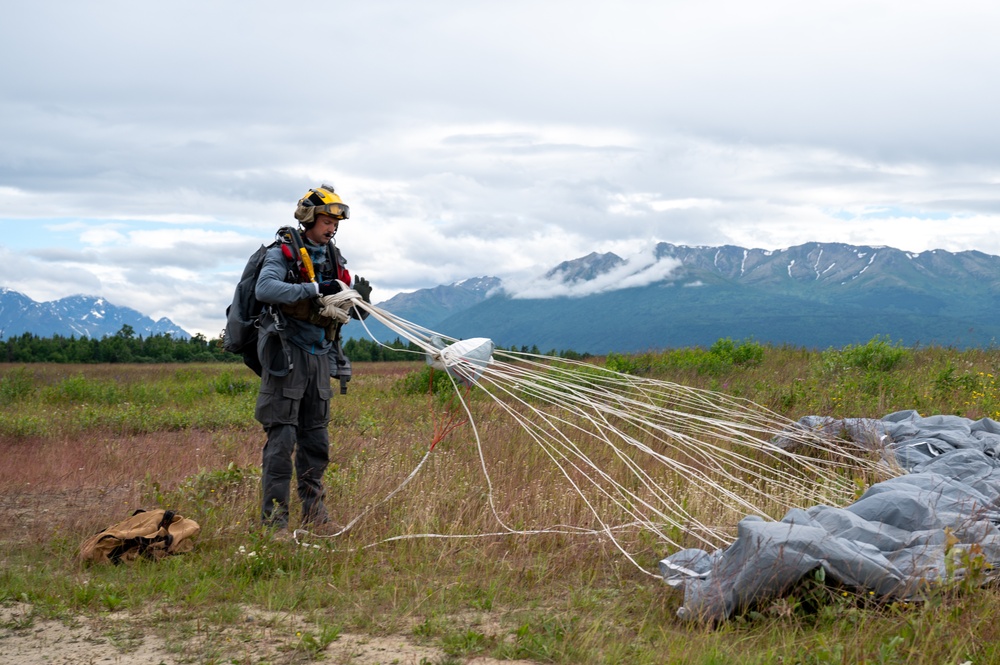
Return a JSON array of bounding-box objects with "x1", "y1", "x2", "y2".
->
[{"x1": 365, "y1": 241, "x2": 1000, "y2": 353}]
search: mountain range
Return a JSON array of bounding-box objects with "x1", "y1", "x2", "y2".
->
[
  {"x1": 0, "y1": 289, "x2": 189, "y2": 340},
  {"x1": 359, "y1": 242, "x2": 1000, "y2": 353},
  {"x1": 6, "y1": 240, "x2": 1000, "y2": 353}
]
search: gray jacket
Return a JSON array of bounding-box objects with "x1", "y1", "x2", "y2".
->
[{"x1": 255, "y1": 244, "x2": 331, "y2": 355}]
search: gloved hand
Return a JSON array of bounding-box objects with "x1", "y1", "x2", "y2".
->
[
  {"x1": 353, "y1": 276, "x2": 372, "y2": 303},
  {"x1": 318, "y1": 281, "x2": 342, "y2": 296},
  {"x1": 318, "y1": 295, "x2": 351, "y2": 322}
]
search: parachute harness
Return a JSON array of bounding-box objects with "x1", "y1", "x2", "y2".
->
[{"x1": 294, "y1": 293, "x2": 894, "y2": 578}]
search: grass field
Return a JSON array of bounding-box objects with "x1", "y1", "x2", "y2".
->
[{"x1": 2, "y1": 341, "x2": 1000, "y2": 664}]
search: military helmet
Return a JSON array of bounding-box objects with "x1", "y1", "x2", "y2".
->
[{"x1": 294, "y1": 183, "x2": 350, "y2": 226}]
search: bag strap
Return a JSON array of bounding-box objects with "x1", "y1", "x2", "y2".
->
[{"x1": 103, "y1": 510, "x2": 177, "y2": 565}]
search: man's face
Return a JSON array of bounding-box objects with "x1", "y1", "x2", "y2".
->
[{"x1": 304, "y1": 214, "x2": 340, "y2": 244}]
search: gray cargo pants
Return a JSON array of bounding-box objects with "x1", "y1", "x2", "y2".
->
[{"x1": 255, "y1": 342, "x2": 333, "y2": 528}]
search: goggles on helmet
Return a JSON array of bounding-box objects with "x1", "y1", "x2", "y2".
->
[
  {"x1": 314, "y1": 202, "x2": 350, "y2": 220},
  {"x1": 301, "y1": 185, "x2": 350, "y2": 220}
]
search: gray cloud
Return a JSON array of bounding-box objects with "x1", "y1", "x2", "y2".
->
[{"x1": 2, "y1": 1, "x2": 1000, "y2": 337}]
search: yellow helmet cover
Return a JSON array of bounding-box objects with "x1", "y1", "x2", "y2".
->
[{"x1": 295, "y1": 183, "x2": 350, "y2": 224}]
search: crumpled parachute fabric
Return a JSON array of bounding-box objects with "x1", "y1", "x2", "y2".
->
[{"x1": 660, "y1": 410, "x2": 1000, "y2": 621}]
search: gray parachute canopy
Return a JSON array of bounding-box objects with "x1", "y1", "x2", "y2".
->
[{"x1": 660, "y1": 410, "x2": 1000, "y2": 622}]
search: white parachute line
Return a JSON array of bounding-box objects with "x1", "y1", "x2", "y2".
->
[
  {"x1": 297, "y1": 447, "x2": 436, "y2": 542},
  {"x1": 353, "y1": 306, "x2": 862, "y2": 488},
  {"x1": 496, "y1": 411, "x2": 674, "y2": 567},
  {"x1": 298, "y1": 377, "x2": 667, "y2": 572},
  {"x1": 296, "y1": 523, "x2": 670, "y2": 564},
  {"x1": 481, "y1": 355, "x2": 883, "y2": 478},
  {"x1": 580, "y1": 398, "x2": 855, "y2": 502},
  {"x1": 476, "y1": 365, "x2": 725, "y2": 513},
  {"x1": 483, "y1": 383, "x2": 770, "y2": 534},
  {"x1": 511, "y1": 372, "x2": 871, "y2": 518},
  {"x1": 325, "y1": 303, "x2": 642, "y2": 541},
  {"x1": 482, "y1": 358, "x2": 852, "y2": 492},
  {"x1": 492, "y1": 400, "x2": 698, "y2": 541},
  {"x1": 472, "y1": 385, "x2": 705, "y2": 564},
  {"x1": 531, "y1": 413, "x2": 731, "y2": 548},
  {"x1": 605, "y1": 369, "x2": 878, "y2": 460},
  {"x1": 535, "y1": 387, "x2": 802, "y2": 514},
  {"x1": 472, "y1": 369, "x2": 730, "y2": 548},
  {"x1": 434, "y1": 368, "x2": 674, "y2": 573},
  {"x1": 447, "y1": 362, "x2": 706, "y2": 547},
  {"x1": 486, "y1": 350, "x2": 826, "y2": 444},
  {"x1": 349, "y1": 299, "x2": 454, "y2": 356},
  {"x1": 475, "y1": 360, "x2": 860, "y2": 510},
  {"x1": 473, "y1": 363, "x2": 788, "y2": 518},
  {"x1": 437, "y1": 370, "x2": 615, "y2": 535}
]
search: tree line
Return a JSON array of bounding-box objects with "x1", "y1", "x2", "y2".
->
[
  {"x1": 0, "y1": 326, "x2": 435, "y2": 364},
  {"x1": 0, "y1": 326, "x2": 589, "y2": 364},
  {"x1": 0, "y1": 326, "x2": 227, "y2": 364}
]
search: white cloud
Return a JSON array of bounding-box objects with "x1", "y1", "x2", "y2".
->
[
  {"x1": 2, "y1": 1, "x2": 1000, "y2": 337},
  {"x1": 502, "y1": 245, "x2": 683, "y2": 299}
]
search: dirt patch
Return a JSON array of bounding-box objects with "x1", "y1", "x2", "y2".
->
[
  {"x1": 0, "y1": 603, "x2": 537, "y2": 664},
  {"x1": 1, "y1": 603, "x2": 172, "y2": 664}
]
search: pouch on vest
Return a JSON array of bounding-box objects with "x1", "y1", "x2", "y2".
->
[{"x1": 257, "y1": 309, "x2": 294, "y2": 377}]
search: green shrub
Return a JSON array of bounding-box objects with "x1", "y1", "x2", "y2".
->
[
  {"x1": 708, "y1": 337, "x2": 765, "y2": 367},
  {"x1": 823, "y1": 335, "x2": 910, "y2": 373},
  {"x1": 605, "y1": 338, "x2": 765, "y2": 376},
  {"x1": 605, "y1": 352, "x2": 649, "y2": 375},
  {"x1": 0, "y1": 367, "x2": 35, "y2": 404},
  {"x1": 397, "y1": 365, "x2": 453, "y2": 395},
  {"x1": 213, "y1": 370, "x2": 257, "y2": 396},
  {"x1": 43, "y1": 373, "x2": 124, "y2": 405}
]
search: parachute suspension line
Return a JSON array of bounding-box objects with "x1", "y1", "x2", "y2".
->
[
  {"x1": 491, "y1": 350, "x2": 884, "y2": 480},
  {"x1": 471, "y1": 366, "x2": 728, "y2": 549},
  {"x1": 474, "y1": 355, "x2": 870, "y2": 515},
  {"x1": 433, "y1": 364, "x2": 665, "y2": 577},
  {"x1": 302, "y1": 297, "x2": 893, "y2": 574}
]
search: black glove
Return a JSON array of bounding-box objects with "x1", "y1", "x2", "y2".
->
[
  {"x1": 353, "y1": 276, "x2": 372, "y2": 303},
  {"x1": 318, "y1": 281, "x2": 341, "y2": 296}
]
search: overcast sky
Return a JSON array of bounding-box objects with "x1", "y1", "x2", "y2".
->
[{"x1": 3, "y1": 0, "x2": 1000, "y2": 338}]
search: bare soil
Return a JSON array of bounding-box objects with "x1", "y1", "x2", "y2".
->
[
  {"x1": 2, "y1": 601, "x2": 536, "y2": 664},
  {"x1": 0, "y1": 604, "x2": 511, "y2": 665}
]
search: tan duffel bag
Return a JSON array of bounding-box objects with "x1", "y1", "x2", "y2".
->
[{"x1": 80, "y1": 509, "x2": 201, "y2": 565}]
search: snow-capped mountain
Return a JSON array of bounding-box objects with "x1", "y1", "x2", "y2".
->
[
  {"x1": 0, "y1": 289, "x2": 189, "y2": 339},
  {"x1": 353, "y1": 242, "x2": 1000, "y2": 353}
]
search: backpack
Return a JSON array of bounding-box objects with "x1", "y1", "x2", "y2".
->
[
  {"x1": 79, "y1": 509, "x2": 201, "y2": 565},
  {"x1": 222, "y1": 243, "x2": 273, "y2": 376}
]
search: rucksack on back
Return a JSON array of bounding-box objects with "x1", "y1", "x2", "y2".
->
[{"x1": 223, "y1": 243, "x2": 271, "y2": 376}]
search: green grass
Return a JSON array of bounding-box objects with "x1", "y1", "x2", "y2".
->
[{"x1": 3, "y1": 342, "x2": 1000, "y2": 663}]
